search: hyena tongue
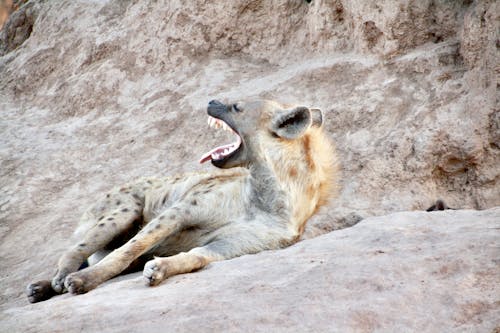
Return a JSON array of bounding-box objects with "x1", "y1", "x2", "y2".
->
[{"x1": 199, "y1": 153, "x2": 212, "y2": 164}]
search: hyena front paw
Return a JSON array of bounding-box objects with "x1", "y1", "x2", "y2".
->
[
  {"x1": 64, "y1": 272, "x2": 94, "y2": 294},
  {"x1": 51, "y1": 271, "x2": 68, "y2": 293},
  {"x1": 26, "y1": 280, "x2": 56, "y2": 303},
  {"x1": 143, "y1": 259, "x2": 167, "y2": 286}
]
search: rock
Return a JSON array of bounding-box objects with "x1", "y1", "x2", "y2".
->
[
  {"x1": 0, "y1": 0, "x2": 498, "y2": 328},
  {"x1": 1, "y1": 208, "x2": 499, "y2": 332}
]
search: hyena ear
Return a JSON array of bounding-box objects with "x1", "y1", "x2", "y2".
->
[
  {"x1": 310, "y1": 108, "x2": 323, "y2": 127},
  {"x1": 271, "y1": 106, "x2": 312, "y2": 139}
]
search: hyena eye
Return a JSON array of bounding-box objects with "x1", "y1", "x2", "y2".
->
[
  {"x1": 270, "y1": 131, "x2": 279, "y2": 138},
  {"x1": 232, "y1": 104, "x2": 242, "y2": 112}
]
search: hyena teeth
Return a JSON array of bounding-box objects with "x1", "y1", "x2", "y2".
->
[{"x1": 208, "y1": 116, "x2": 219, "y2": 129}]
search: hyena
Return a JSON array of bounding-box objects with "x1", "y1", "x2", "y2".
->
[{"x1": 27, "y1": 99, "x2": 339, "y2": 303}]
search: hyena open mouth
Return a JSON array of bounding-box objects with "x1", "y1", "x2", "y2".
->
[{"x1": 199, "y1": 115, "x2": 243, "y2": 166}]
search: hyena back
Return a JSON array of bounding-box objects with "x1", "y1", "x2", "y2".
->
[{"x1": 27, "y1": 99, "x2": 339, "y2": 303}]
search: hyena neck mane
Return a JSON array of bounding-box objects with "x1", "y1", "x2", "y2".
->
[{"x1": 248, "y1": 126, "x2": 338, "y2": 236}]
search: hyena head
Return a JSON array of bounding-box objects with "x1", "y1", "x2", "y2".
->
[
  {"x1": 200, "y1": 99, "x2": 339, "y2": 225},
  {"x1": 201, "y1": 99, "x2": 330, "y2": 169}
]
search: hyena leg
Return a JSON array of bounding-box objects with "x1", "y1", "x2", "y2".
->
[
  {"x1": 26, "y1": 197, "x2": 143, "y2": 303},
  {"x1": 142, "y1": 227, "x2": 294, "y2": 286},
  {"x1": 143, "y1": 246, "x2": 224, "y2": 286},
  {"x1": 64, "y1": 207, "x2": 186, "y2": 294},
  {"x1": 50, "y1": 206, "x2": 142, "y2": 292}
]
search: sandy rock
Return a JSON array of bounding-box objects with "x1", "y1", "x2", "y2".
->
[
  {"x1": 1, "y1": 208, "x2": 499, "y2": 332},
  {"x1": 0, "y1": 0, "x2": 498, "y2": 326}
]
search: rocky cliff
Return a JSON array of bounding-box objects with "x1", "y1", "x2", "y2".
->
[{"x1": 0, "y1": 0, "x2": 498, "y2": 331}]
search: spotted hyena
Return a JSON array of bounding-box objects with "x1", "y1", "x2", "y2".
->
[{"x1": 27, "y1": 99, "x2": 339, "y2": 303}]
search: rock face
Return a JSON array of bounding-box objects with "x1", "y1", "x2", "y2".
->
[
  {"x1": 0, "y1": 0, "x2": 498, "y2": 328},
  {"x1": 1, "y1": 208, "x2": 499, "y2": 332}
]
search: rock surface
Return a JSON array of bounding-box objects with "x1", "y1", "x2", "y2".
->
[
  {"x1": 1, "y1": 208, "x2": 499, "y2": 332},
  {"x1": 0, "y1": 0, "x2": 498, "y2": 329}
]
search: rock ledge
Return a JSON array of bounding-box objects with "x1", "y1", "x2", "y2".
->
[{"x1": 1, "y1": 208, "x2": 498, "y2": 333}]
